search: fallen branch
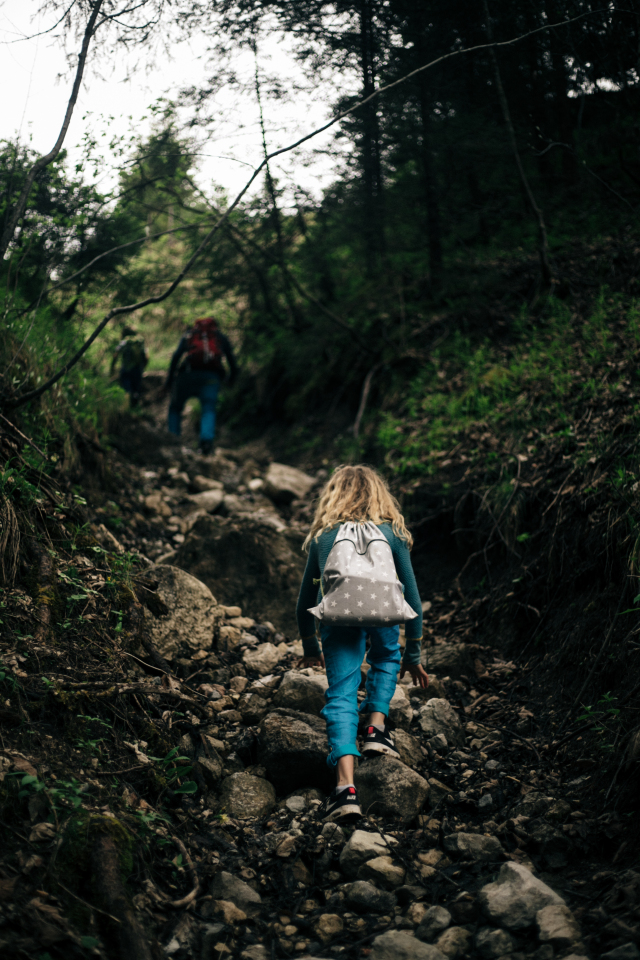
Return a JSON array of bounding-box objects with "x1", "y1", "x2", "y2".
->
[{"x1": 168, "y1": 837, "x2": 199, "y2": 909}]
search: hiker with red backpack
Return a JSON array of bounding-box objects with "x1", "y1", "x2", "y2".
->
[{"x1": 164, "y1": 318, "x2": 237, "y2": 455}]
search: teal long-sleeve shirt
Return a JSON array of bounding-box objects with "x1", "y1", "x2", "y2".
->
[{"x1": 296, "y1": 522, "x2": 423, "y2": 665}]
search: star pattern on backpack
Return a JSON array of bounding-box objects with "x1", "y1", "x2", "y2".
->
[{"x1": 306, "y1": 521, "x2": 419, "y2": 628}]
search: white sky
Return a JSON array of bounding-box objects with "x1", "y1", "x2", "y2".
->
[{"x1": 0, "y1": 0, "x2": 354, "y2": 207}]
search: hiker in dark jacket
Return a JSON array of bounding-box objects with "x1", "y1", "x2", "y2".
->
[
  {"x1": 110, "y1": 326, "x2": 148, "y2": 407},
  {"x1": 164, "y1": 317, "x2": 237, "y2": 454}
]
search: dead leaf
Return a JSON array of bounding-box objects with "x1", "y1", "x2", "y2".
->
[
  {"x1": 29, "y1": 823, "x2": 56, "y2": 843},
  {"x1": 0, "y1": 877, "x2": 17, "y2": 901},
  {"x1": 13, "y1": 758, "x2": 37, "y2": 778}
]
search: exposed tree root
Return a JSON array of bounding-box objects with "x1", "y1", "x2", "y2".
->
[
  {"x1": 0, "y1": 496, "x2": 20, "y2": 587},
  {"x1": 91, "y1": 832, "x2": 156, "y2": 960}
]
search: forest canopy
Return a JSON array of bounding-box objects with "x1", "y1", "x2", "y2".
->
[{"x1": 1, "y1": 0, "x2": 639, "y2": 452}]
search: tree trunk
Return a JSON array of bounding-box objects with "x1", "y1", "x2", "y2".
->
[
  {"x1": 483, "y1": 0, "x2": 552, "y2": 290},
  {"x1": 358, "y1": 0, "x2": 385, "y2": 274},
  {"x1": 417, "y1": 79, "x2": 443, "y2": 289}
]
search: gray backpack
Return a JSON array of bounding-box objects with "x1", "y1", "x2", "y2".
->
[{"x1": 307, "y1": 521, "x2": 418, "y2": 627}]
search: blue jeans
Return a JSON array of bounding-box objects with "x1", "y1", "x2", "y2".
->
[
  {"x1": 319, "y1": 623, "x2": 401, "y2": 767},
  {"x1": 168, "y1": 371, "x2": 220, "y2": 442}
]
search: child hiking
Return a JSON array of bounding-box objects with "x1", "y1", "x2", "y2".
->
[{"x1": 296, "y1": 465, "x2": 428, "y2": 822}]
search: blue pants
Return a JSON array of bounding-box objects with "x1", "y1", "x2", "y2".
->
[
  {"x1": 168, "y1": 371, "x2": 220, "y2": 443},
  {"x1": 319, "y1": 623, "x2": 401, "y2": 767}
]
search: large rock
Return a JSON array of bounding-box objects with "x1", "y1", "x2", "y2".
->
[
  {"x1": 264, "y1": 462, "x2": 316, "y2": 504},
  {"x1": 346, "y1": 881, "x2": 397, "y2": 914},
  {"x1": 475, "y1": 927, "x2": 516, "y2": 959},
  {"x1": 422, "y1": 643, "x2": 475, "y2": 679},
  {"x1": 371, "y1": 931, "x2": 446, "y2": 960},
  {"x1": 187, "y1": 489, "x2": 224, "y2": 513},
  {"x1": 142, "y1": 564, "x2": 221, "y2": 659},
  {"x1": 394, "y1": 729, "x2": 424, "y2": 768},
  {"x1": 219, "y1": 773, "x2": 276, "y2": 819},
  {"x1": 479, "y1": 862, "x2": 566, "y2": 930},
  {"x1": 388, "y1": 685, "x2": 413, "y2": 729},
  {"x1": 273, "y1": 669, "x2": 328, "y2": 717},
  {"x1": 172, "y1": 514, "x2": 305, "y2": 633},
  {"x1": 210, "y1": 871, "x2": 262, "y2": 918},
  {"x1": 416, "y1": 905, "x2": 452, "y2": 942},
  {"x1": 443, "y1": 833, "x2": 503, "y2": 861},
  {"x1": 435, "y1": 927, "x2": 472, "y2": 959},
  {"x1": 354, "y1": 756, "x2": 429, "y2": 820},
  {"x1": 359, "y1": 855, "x2": 406, "y2": 889},
  {"x1": 536, "y1": 904, "x2": 581, "y2": 947},
  {"x1": 257, "y1": 709, "x2": 332, "y2": 792},
  {"x1": 339, "y1": 829, "x2": 398, "y2": 878},
  {"x1": 418, "y1": 700, "x2": 465, "y2": 749},
  {"x1": 243, "y1": 643, "x2": 281, "y2": 677}
]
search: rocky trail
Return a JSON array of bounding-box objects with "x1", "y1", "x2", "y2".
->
[{"x1": 0, "y1": 407, "x2": 638, "y2": 960}]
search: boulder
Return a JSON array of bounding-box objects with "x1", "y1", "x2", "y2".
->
[
  {"x1": 142, "y1": 564, "x2": 221, "y2": 659},
  {"x1": 418, "y1": 700, "x2": 465, "y2": 749},
  {"x1": 479, "y1": 862, "x2": 566, "y2": 930},
  {"x1": 313, "y1": 913, "x2": 343, "y2": 944},
  {"x1": 187, "y1": 489, "x2": 224, "y2": 513},
  {"x1": 394, "y1": 729, "x2": 424, "y2": 768},
  {"x1": 257, "y1": 709, "x2": 332, "y2": 792},
  {"x1": 422, "y1": 643, "x2": 475, "y2": 679},
  {"x1": 240, "y1": 693, "x2": 269, "y2": 725},
  {"x1": 273, "y1": 669, "x2": 328, "y2": 717},
  {"x1": 416, "y1": 905, "x2": 452, "y2": 942},
  {"x1": 354, "y1": 756, "x2": 429, "y2": 820},
  {"x1": 264, "y1": 462, "x2": 316, "y2": 504},
  {"x1": 536, "y1": 904, "x2": 581, "y2": 947},
  {"x1": 400, "y1": 674, "x2": 446, "y2": 700},
  {"x1": 243, "y1": 643, "x2": 281, "y2": 677},
  {"x1": 346, "y1": 880, "x2": 397, "y2": 914},
  {"x1": 427, "y1": 778, "x2": 453, "y2": 807},
  {"x1": 358, "y1": 855, "x2": 406, "y2": 889},
  {"x1": 474, "y1": 927, "x2": 516, "y2": 959},
  {"x1": 172, "y1": 514, "x2": 305, "y2": 633},
  {"x1": 435, "y1": 927, "x2": 472, "y2": 960},
  {"x1": 388, "y1": 685, "x2": 413, "y2": 729},
  {"x1": 219, "y1": 773, "x2": 276, "y2": 819},
  {"x1": 195, "y1": 754, "x2": 224, "y2": 787},
  {"x1": 601, "y1": 947, "x2": 640, "y2": 960},
  {"x1": 339, "y1": 829, "x2": 398, "y2": 878},
  {"x1": 210, "y1": 871, "x2": 262, "y2": 917},
  {"x1": 443, "y1": 833, "x2": 503, "y2": 861},
  {"x1": 371, "y1": 930, "x2": 446, "y2": 960},
  {"x1": 191, "y1": 475, "x2": 224, "y2": 493}
]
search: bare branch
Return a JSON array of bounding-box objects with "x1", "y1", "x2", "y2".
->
[{"x1": 0, "y1": 0, "x2": 104, "y2": 261}]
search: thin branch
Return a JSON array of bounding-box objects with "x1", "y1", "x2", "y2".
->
[
  {"x1": 0, "y1": 0, "x2": 104, "y2": 261},
  {"x1": 5, "y1": 7, "x2": 605, "y2": 409},
  {"x1": 0, "y1": 413, "x2": 50, "y2": 461}
]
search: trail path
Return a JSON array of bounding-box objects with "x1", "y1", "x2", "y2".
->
[{"x1": 0, "y1": 393, "x2": 637, "y2": 960}]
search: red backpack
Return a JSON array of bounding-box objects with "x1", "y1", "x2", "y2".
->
[{"x1": 186, "y1": 318, "x2": 223, "y2": 371}]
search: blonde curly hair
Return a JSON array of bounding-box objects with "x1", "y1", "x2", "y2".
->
[{"x1": 303, "y1": 464, "x2": 412, "y2": 550}]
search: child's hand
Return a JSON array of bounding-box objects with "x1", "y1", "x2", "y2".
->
[
  {"x1": 400, "y1": 662, "x2": 429, "y2": 689},
  {"x1": 298, "y1": 654, "x2": 325, "y2": 669}
]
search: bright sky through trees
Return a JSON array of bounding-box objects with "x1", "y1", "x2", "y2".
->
[{"x1": 0, "y1": 0, "x2": 350, "y2": 205}]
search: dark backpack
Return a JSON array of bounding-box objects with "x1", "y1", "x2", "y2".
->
[
  {"x1": 121, "y1": 336, "x2": 146, "y2": 371},
  {"x1": 186, "y1": 318, "x2": 223, "y2": 371}
]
